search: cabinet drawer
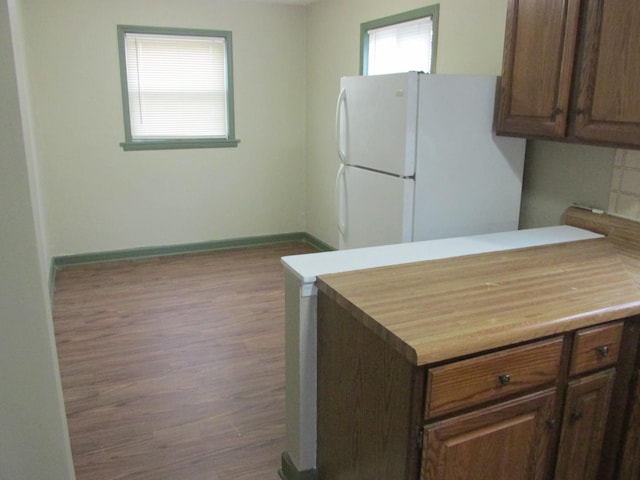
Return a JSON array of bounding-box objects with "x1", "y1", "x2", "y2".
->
[
  {"x1": 570, "y1": 321, "x2": 623, "y2": 376},
  {"x1": 425, "y1": 337, "x2": 564, "y2": 419}
]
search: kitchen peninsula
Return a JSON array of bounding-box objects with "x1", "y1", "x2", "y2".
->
[{"x1": 316, "y1": 208, "x2": 640, "y2": 480}]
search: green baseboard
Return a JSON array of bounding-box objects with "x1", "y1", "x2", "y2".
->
[
  {"x1": 48, "y1": 232, "x2": 334, "y2": 302},
  {"x1": 278, "y1": 451, "x2": 317, "y2": 480},
  {"x1": 300, "y1": 233, "x2": 334, "y2": 253}
]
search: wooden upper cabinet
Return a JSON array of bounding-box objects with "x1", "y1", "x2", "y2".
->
[
  {"x1": 497, "y1": 0, "x2": 581, "y2": 137},
  {"x1": 570, "y1": 0, "x2": 640, "y2": 147},
  {"x1": 497, "y1": 0, "x2": 640, "y2": 149}
]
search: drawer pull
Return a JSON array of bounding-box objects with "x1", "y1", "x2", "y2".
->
[
  {"x1": 570, "y1": 410, "x2": 583, "y2": 422},
  {"x1": 570, "y1": 322, "x2": 622, "y2": 376},
  {"x1": 498, "y1": 374, "x2": 511, "y2": 386}
]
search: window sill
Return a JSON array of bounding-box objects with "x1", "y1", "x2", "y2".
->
[{"x1": 120, "y1": 138, "x2": 240, "y2": 151}]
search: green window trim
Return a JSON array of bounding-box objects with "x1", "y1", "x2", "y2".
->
[
  {"x1": 360, "y1": 4, "x2": 440, "y2": 76},
  {"x1": 117, "y1": 25, "x2": 239, "y2": 151},
  {"x1": 120, "y1": 139, "x2": 240, "y2": 151}
]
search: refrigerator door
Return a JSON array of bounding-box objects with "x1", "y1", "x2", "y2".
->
[
  {"x1": 414, "y1": 75, "x2": 526, "y2": 240},
  {"x1": 338, "y1": 72, "x2": 419, "y2": 177},
  {"x1": 337, "y1": 165, "x2": 415, "y2": 249}
]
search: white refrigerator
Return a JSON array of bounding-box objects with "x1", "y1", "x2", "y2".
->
[{"x1": 335, "y1": 72, "x2": 527, "y2": 249}]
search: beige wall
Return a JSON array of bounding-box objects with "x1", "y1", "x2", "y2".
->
[
  {"x1": 20, "y1": 0, "x2": 617, "y2": 255},
  {"x1": 520, "y1": 141, "x2": 615, "y2": 228},
  {"x1": 21, "y1": 0, "x2": 307, "y2": 257},
  {"x1": 1, "y1": 0, "x2": 75, "y2": 477},
  {"x1": 304, "y1": 0, "x2": 617, "y2": 247}
]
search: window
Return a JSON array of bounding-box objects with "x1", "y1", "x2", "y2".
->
[
  {"x1": 360, "y1": 5, "x2": 439, "y2": 76},
  {"x1": 117, "y1": 25, "x2": 239, "y2": 151}
]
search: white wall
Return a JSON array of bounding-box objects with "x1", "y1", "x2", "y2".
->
[
  {"x1": 304, "y1": 0, "x2": 617, "y2": 247},
  {"x1": 0, "y1": 0, "x2": 75, "y2": 477},
  {"x1": 21, "y1": 0, "x2": 307, "y2": 257}
]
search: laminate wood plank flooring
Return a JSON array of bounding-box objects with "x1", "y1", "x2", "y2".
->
[{"x1": 52, "y1": 242, "x2": 316, "y2": 480}]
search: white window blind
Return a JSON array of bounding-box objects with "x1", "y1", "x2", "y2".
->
[
  {"x1": 124, "y1": 32, "x2": 228, "y2": 140},
  {"x1": 366, "y1": 17, "x2": 433, "y2": 75}
]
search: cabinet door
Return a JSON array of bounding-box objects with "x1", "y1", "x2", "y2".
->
[
  {"x1": 618, "y1": 370, "x2": 640, "y2": 479},
  {"x1": 497, "y1": 0, "x2": 581, "y2": 137},
  {"x1": 570, "y1": 0, "x2": 640, "y2": 147},
  {"x1": 421, "y1": 389, "x2": 556, "y2": 480},
  {"x1": 554, "y1": 369, "x2": 616, "y2": 480}
]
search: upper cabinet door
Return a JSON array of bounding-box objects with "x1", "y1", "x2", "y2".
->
[
  {"x1": 570, "y1": 0, "x2": 640, "y2": 147},
  {"x1": 497, "y1": 0, "x2": 640, "y2": 149},
  {"x1": 497, "y1": 0, "x2": 581, "y2": 138}
]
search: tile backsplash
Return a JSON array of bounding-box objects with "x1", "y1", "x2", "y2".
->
[{"x1": 609, "y1": 149, "x2": 640, "y2": 220}]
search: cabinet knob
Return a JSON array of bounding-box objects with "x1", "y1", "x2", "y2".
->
[
  {"x1": 571, "y1": 410, "x2": 583, "y2": 422},
  {"x1": 596, "y1": 345, "x2": 610, "y2": 358},
  {"x1": 546, "y1": 418, "x2": 557, "y2": 430},
  {"x1": 498, "y1": 374, "x2": 511, "y2": 386},
  {"x1": 552, "y1": 107, "x2": 564, "y2": 118}
]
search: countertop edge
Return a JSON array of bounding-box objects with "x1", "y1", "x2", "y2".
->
[
  {"x1": 316, "y1": 277, "x2": 419, "y2": 365},
  {"x1": 414, "y1": 303, "x2": 640, "y2": 365}
]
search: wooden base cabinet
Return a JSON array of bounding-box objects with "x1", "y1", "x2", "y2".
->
[
  {"x1": 554, "y1": 369, "x2": 616, "y2": 480},
  {"x1": 618, "y1": 371, "x2": 640, "y2": 479},
  {"x1": 317, "y1": 290, "x2": 637, "y2": 480},
  {"x1": 315, "y1": 229, "x2": 640, "y2": 480},
  {"x1": 422, "y1": 390, "x2": 556, "y2": 480}
]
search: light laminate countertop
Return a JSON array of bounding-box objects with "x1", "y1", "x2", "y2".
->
[{"x1": 316, "y1": 236, "x2": 640, "y2": 366}]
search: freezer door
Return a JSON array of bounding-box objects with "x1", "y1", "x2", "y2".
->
[
  {"x1": 337, "y1": 165, "x2": 415, "y2": 250},
  {"x1": 414, "y1": 75, "x2": 526, "y2": 240},
  {"x1": 338, "y1": 72, "x2": 419, "y2": 177}
]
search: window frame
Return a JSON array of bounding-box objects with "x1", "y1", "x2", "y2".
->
[
  {"x1": 360, "y1": 5, "x2": 440, "y2": 76},
  {"x1": 117, "y1": 25, "x2": 239, "y2": 151}
]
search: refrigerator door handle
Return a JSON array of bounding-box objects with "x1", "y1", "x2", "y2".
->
[
  {"x1": 335, "y1": 163, "x2": 347, "y2": 238},
  {"x1": 336, "y1": 88, "x2": 347, "y2": 164}
]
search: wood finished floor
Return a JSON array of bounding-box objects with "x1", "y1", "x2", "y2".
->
[{"x1": 52, "y1": 242, "x2": 316, "y2": 480}]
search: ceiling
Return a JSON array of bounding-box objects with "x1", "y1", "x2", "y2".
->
[{"x1": 248, "y1": 0, "x2": 317, "y2": 4}]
